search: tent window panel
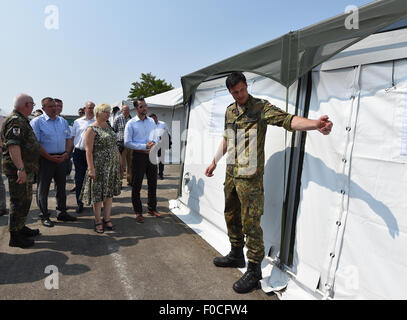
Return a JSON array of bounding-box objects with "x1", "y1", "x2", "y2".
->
[
  {"x1": 208, "y1": 89, "x2": 231, "y2": 136},
  {"x1": 208, "y1": 83, "x2": 252, "y2": 136},
  {"x1": 354, "y1": 61, "x2": 407, "y2": 163}
]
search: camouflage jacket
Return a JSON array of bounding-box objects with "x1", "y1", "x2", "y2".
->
[
  {"x1": 223, "y1": 95, "x2": 294, "y2": 179},
  {"x1": 1, "y1": 110, "x2": 41, "y2": 175}
]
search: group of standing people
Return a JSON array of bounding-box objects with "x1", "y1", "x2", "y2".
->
[
  {"x1": 2, "y1": 72, "x2": 332, "y2": 295},
  {"x1": 1, "y1": 94, "x2": 170, "y2": 248}
]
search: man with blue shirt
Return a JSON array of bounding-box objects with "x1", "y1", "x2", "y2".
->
[
  {"x1": 30, "y1": 97, "x2": 76, "y2": 227},
  {"x1": 124, "y1": 97, "x2": 162, "y2": 223}
]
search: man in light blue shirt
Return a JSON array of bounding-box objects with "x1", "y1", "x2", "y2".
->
[
  {"x1": 30, "y1": 97, "x2": 76, "y2": 227},
  {"x1": 124, "y1": 97, "x2": 161, "y2": 223}
]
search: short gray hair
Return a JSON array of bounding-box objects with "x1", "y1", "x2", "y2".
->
[{"x1": 14, "y1": 93, "x2": 33, "y2": 108}]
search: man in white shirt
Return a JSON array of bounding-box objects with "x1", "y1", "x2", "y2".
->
[
  {"x1": 149, "y1": 114, "x2": 171, "y2": 180},
  {"x1": 70, "y1": 101, "x2": 95, "y2": 213},
  {"x1": 124, "y1": 98, "x2": 161, "y2": 223}
]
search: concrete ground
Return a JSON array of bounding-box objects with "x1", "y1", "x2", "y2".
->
[{"x1": 0, "y1": 164, "x2": 277, "y2": 301}]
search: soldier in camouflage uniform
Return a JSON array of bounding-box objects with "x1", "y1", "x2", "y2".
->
[
  {"x1": 1, "y1": 94, "x2": 41, "y2": 248},
  {"x1": 205, "y1": 72, "x2": 333, "y2": 293}
]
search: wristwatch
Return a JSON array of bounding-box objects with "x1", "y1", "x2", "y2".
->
[{"x1": 17, "y1": 167, "x2": 25, "y2": 172}]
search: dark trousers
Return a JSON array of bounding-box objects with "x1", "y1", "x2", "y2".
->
[
  {"x1": 73, "y1": 149, "x2": 87, "y2": 206},
  {"x1": 37, "y1": 156, "x2": 67, "y2": 218},
  {"x1": 131, "y1": 152, "x2": 157, "y2": 214}
]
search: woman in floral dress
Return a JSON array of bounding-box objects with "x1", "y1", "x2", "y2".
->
[{"x1": 80, "y1": 103, "x2": 121, "y2": 233}]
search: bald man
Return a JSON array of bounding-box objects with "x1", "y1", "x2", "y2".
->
[{"x1": 1, "y1": 94, "x2": 41, "y2": 248}]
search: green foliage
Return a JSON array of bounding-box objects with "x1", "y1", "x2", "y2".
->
[{"x1": 128, "y1": 73, "x2": 173, "y2": 101}]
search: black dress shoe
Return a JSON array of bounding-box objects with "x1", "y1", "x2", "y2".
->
[
  {"x1": 41, "y1": 218, "x2": 55, "y2": 228},
  {"x1": 76, "y1": 204, "x2": 84, "y2": 213},
  {"x1": 57, "y1": 212, "x2": 77, "y2": 222}
]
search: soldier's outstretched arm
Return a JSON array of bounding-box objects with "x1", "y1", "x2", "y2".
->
[
  {"x1": 291, "y1": 115, "x2": 333, "y2": 135},
  {"x1": 205, "y1": 138, "x2": 227, "y2": 177}
]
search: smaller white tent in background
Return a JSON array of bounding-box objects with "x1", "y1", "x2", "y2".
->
[
  {"x1": 129, "y1": 88, "x2": 186, "y2": 164},
  {"x1": 112, "y1": 88, "x2": 186, "y2": 164}
]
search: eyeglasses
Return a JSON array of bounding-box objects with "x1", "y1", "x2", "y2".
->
[{"x1": 27, "y1": 102, "x2": 36, "y2": 106}]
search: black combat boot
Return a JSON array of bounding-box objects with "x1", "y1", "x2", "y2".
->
[
  {"x1": 9, "y1": 230, "x2": 35, "y2": 248},
  {"x1": 232, "y1": 261, "x2": 262, "y2": 294},
  {"x1": 213, "y1": 245, "x2": 245, "y2": 268},
  {"x1": 20, "y1": 225, "x2": 41, "y2": 237}
]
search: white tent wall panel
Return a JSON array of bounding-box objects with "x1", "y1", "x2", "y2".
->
[
  {"x1": 177, "y1": 72, "x2": 297, "y2": 269},
  {"x1": 286, "y1": 67, "x2": 359, "y2": 299},
  {"x1": 332, "y1": 60, "x2": 407, "y2": 300},
  {"x1": 285, "y1": 59, "x2": 407, "y2": 299}
]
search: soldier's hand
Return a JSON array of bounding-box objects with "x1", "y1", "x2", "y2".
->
[
  {"x1": 205, "y1": 161, "x2": 217, "y2": 177},
  {"x1": 316, "y1": 115, "x2": 333, "y2": 135},
  {"x1": 17, "y1": 170, "x2": 27, "y2": 184}
]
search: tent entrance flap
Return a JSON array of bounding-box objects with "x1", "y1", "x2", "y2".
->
[{"x1": 279, "y1": 72, "x2": 312, "y2": 267}]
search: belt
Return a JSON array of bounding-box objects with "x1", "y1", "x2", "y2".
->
[
  {"x1": 74, "y1": 148, "x2": 86, "y2": 152},
  {"x1": 49, "y1": 152, "x2": 66, "y2": 156},
  {"x1": 133, "y1": 150, "x2": 150, "y2": 154}
]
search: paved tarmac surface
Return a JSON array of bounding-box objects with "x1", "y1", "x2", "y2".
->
[{"x1": 0, "y1": 164, "x2": 277, "y2": 301}]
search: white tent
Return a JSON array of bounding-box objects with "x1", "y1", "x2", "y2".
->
[
  {"x1": 129, "y1": 88, "x2": 186, "y2": 164},
  {"x1": 170, "y1": 21, "x2": 407, "y2": 300}
]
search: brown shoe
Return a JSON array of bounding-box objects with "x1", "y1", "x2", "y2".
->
[
  {"x1": 135, "y1": 214, "x2": 145, "y2": 223},
  {"x1": 147, "y1": 210, "x2": 162, "y2": 218}
]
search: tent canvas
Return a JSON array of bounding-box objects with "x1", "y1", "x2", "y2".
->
[
  {"x1": 171, "y1": 0, "x2": 407, "y2": 300},
  {"x1": 181, "y1": 0, "x2": 407, "y2": 104}
]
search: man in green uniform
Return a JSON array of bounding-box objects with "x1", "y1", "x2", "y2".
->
[
  {"x1": 205, "y1": 72, "x2": 333, "y2": 293},
  {"x1": 2, "y1": 93, "x2": 41, "y2": 248}
]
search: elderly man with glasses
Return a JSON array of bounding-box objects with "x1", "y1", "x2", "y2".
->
[{"x1": 1, "y1": 94, "x2": 41, "y2": 248}]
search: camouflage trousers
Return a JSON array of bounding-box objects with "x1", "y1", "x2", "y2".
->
[
  {"x1": 7, "y1": 172, "x2": 34, "y2": 232},
  {"x1": 224, "y1": 174, "x2": 265, "y2": 264}
]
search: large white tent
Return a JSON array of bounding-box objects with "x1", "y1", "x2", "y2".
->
[{"x1": 170, "y1": 0, "x2": 407, "y2": 300}]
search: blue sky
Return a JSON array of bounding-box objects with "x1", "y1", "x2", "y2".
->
[{"x1": 0, "y1": 0, "x2": 372, "y2": 115}]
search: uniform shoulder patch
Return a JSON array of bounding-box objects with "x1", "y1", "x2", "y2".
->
[{"x1": 12, "y1": 127, "x2": 21, "y2": 136}]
